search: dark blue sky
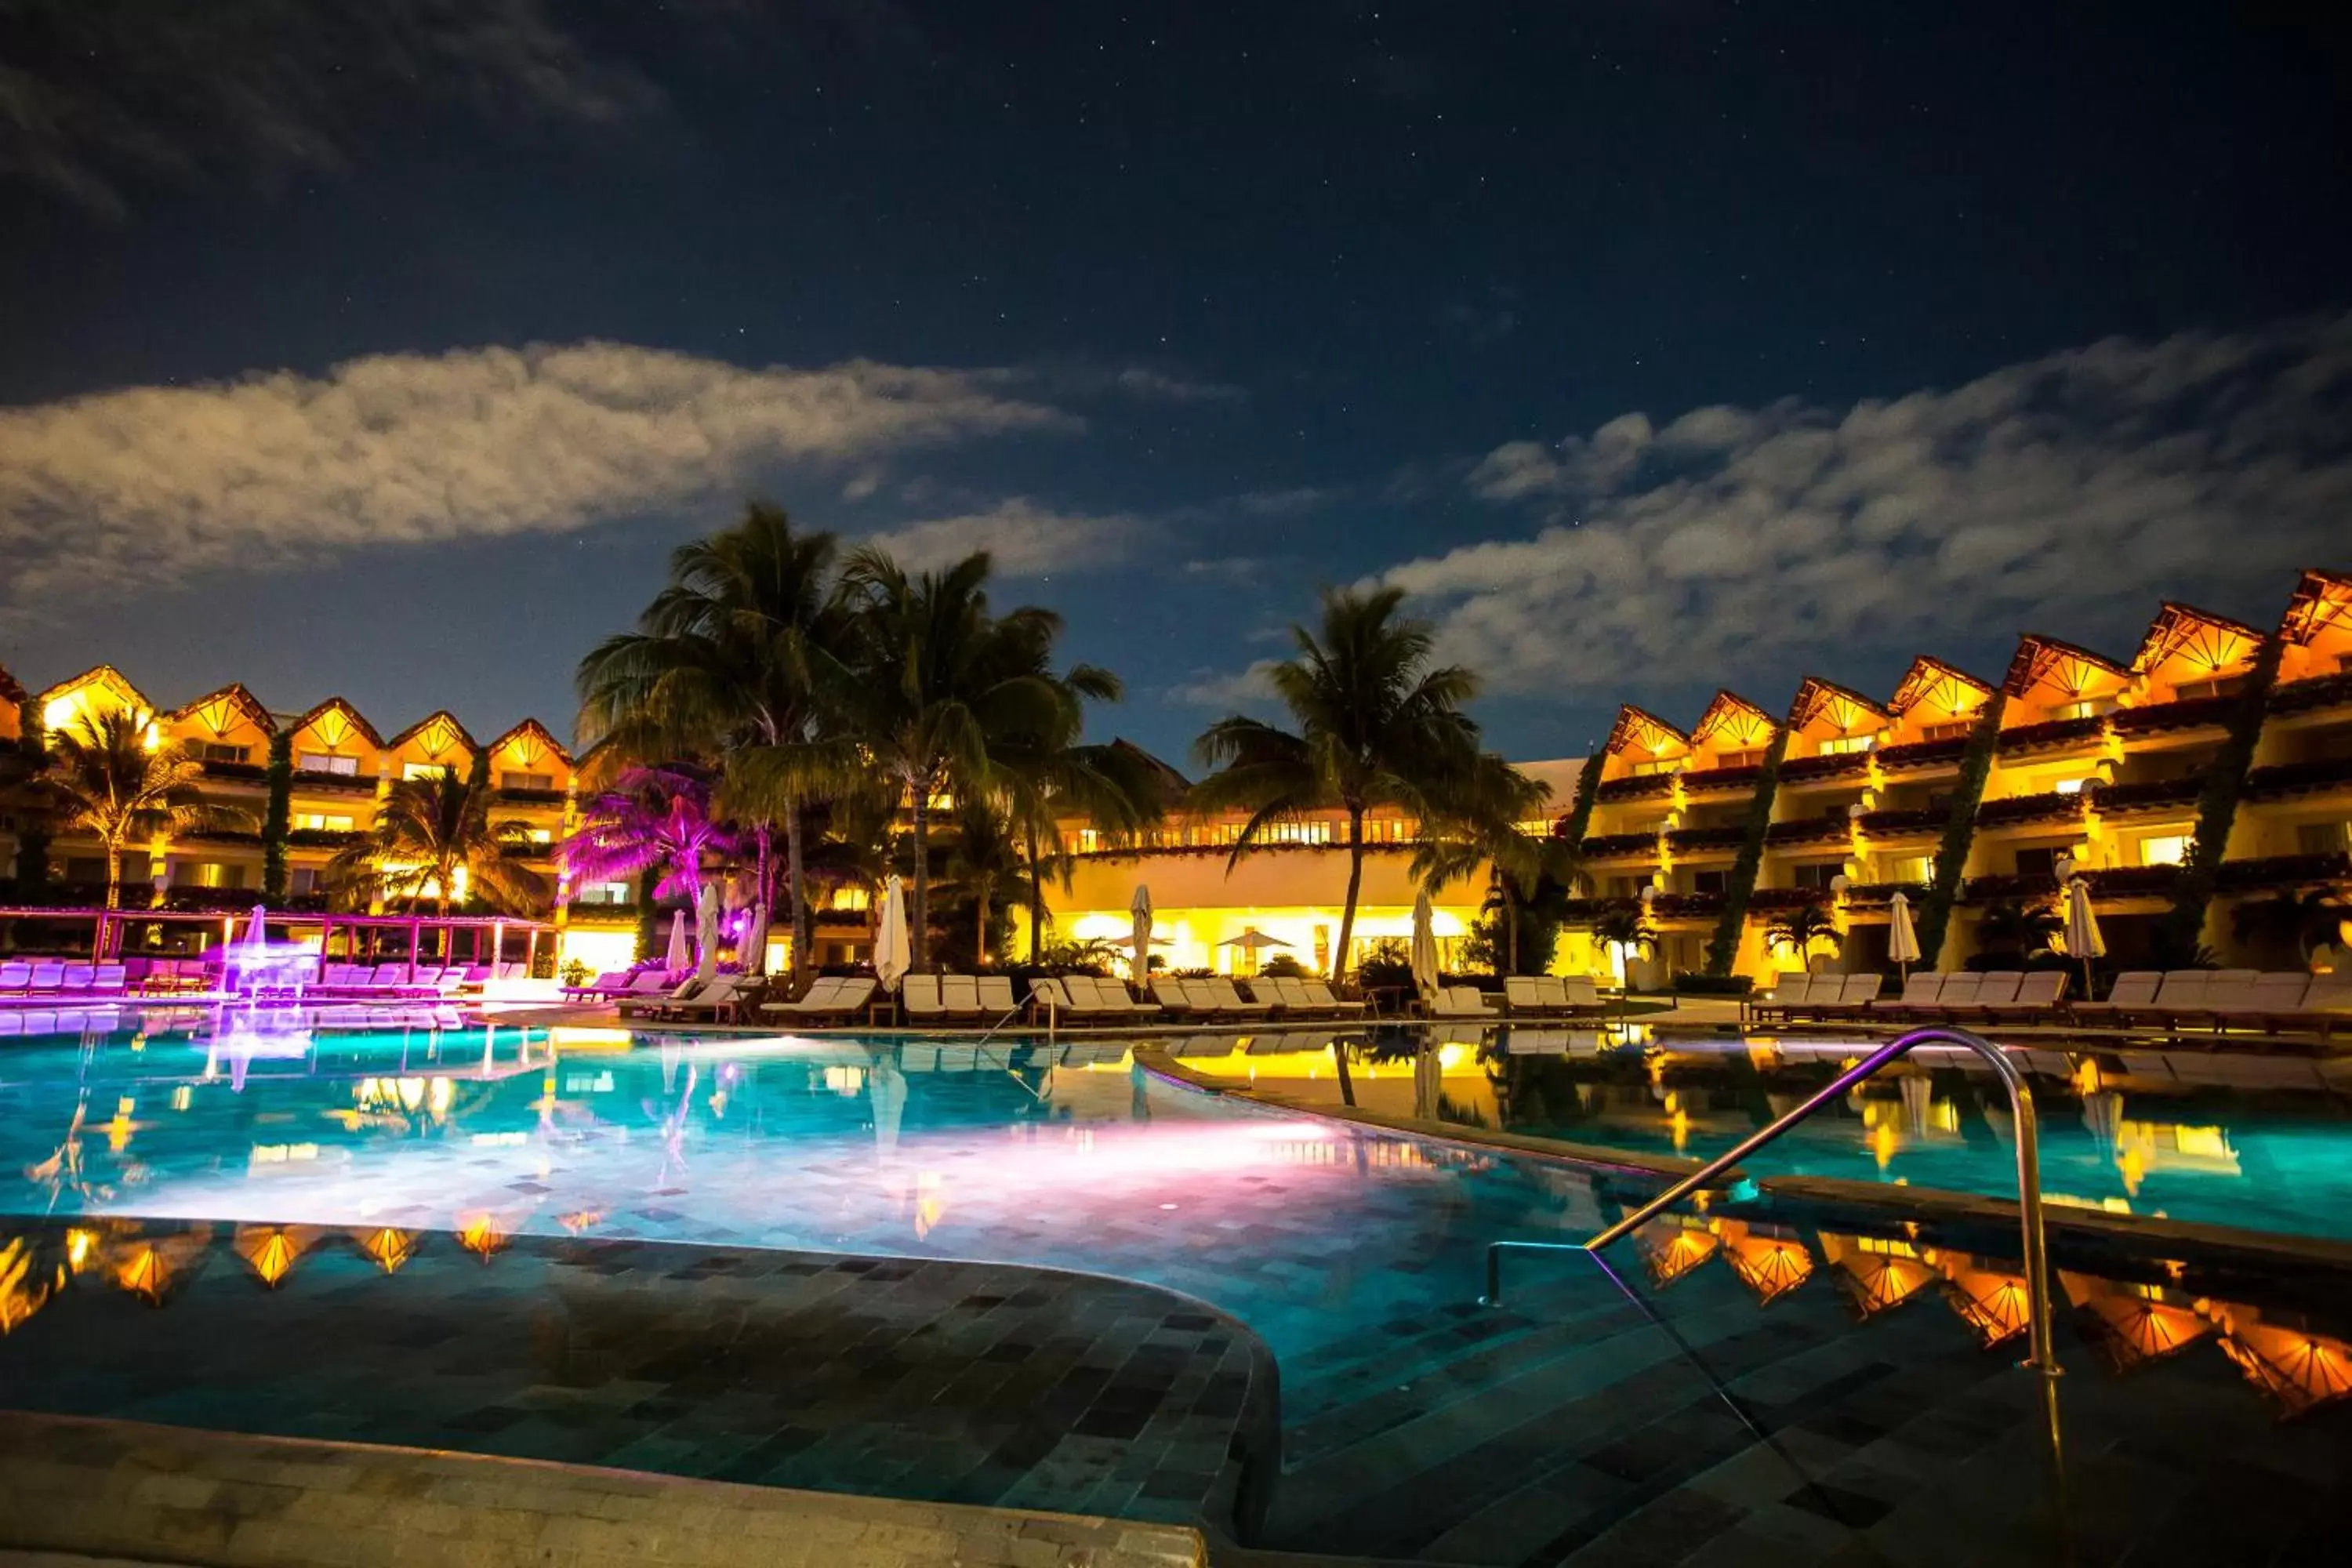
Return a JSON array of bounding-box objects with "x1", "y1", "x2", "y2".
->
[{"x1": 3, "y1": 1, "x2": 2348, "y2": 764}]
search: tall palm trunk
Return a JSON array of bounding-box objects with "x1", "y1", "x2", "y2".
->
[
  {"x1": 909, "y1": 781, "x2": 930, "y2": 971},
  {"x1": 1331, "y1": 806, "x2": 1366, "y2": 982},
  {"x1": 785, "y1": 802, "x2": 809, "y2": 984},
  {"x1": 975, "y1": 881, "x2": 990, "y2": 970},
  {"x1": 1504, "y1": 878, "x2": 1520, "y2": 975},
  {"x1": 1023, "y1": 820, "x2": 1046, "y2": 961},
  {"x1": 103, "y1": 838, "x2": 124, "y2": 910}
]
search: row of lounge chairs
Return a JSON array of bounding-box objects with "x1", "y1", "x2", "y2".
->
[{"x1": 1748, "y1": 967, "x2": 2352, "y2": 1036}]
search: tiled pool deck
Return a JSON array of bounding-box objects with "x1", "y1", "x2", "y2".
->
[{"x1": 0, "y1": 1222, "x2": 1279, "y2": 1539}]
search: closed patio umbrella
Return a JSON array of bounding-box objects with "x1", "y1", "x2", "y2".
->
[
  {"x1": 1218, "y1": 926, "x2": 1291, "y2": 976},
  {"x1": 666, "y1": 909, "x2": 690, "y2": 975},
  {"x1": 1887, "y1": 890, "x2": 1922, "y2": 980},
  {"x1": 2063, "y1": 877, "x2": 2106, "y2": 998},
  {"x1": 742, "y1": 901, "x2": 769, "y2": 977},
  {"x1": 874, "y1": 875, "x2": 911, "y2": 995},
  {"x1": 1130, "y1": 884, "x2": 1154, "y2": 983},
  {"x1": 1410, "y1": 891, "x2": 1440, "y2": 1000},
  {"x1": 694, "y1": 882, "x2": 720, "y2": 982}
]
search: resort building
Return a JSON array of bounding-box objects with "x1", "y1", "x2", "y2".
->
[{"x1": 6, "y1": 565, "x2": 2348, "y2": 985}]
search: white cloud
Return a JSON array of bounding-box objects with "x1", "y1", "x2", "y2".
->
[
  {"x1": 861, "y1": 498, "x2": 1136, "y2": 578},
  {"x1": 0, "y1": 341, "x2": 1074, "y2": 605},
  {"x1": 1396, "y1": 314, "x2": 2352, "y2": 694},
  {"x1": 1167, "y1": 659, "x2": 1282, "y2": 710}
]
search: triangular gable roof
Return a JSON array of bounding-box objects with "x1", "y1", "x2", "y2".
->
[
  {"x1": 1785, "y1": 677, "x2": 1889, "y2": 735},
  {"x1": 383, "y1": 710, "x2": 477, "y2": 756},
  {"x1": 1604, "y1": 704, "x2": 1690, "y2": 757},
  {"x1": 1888, "y1": 655, "x2": 1992, "y2": 717},
  {"x1": 1690, "y1": 689, "x2": 1777, "y2": 750},
  {"x1": 2002, "y1": 634, "x2": 2129, "y2": 699},
  {"x1": 288, "y1": 696, "x2": 383, "y2": 750},
  {"x1": 168, "y1": 682, "x2": 276, "y2": 739},
  {"x1": 34, "y1": 662, "x2": 151, "y2": 717},
  {"x1": 2279, "y1": 568, "x2": 2352, "y2": 646},
  {"x1": 2132, "y1": 601, "x2": 2265, "y2": 676},
  {"x1": 485, "y1": 717, "x2": 573, "y2": 768}
]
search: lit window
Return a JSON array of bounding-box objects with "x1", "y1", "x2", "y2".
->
[
  {"x1": 2054, "y1": 779, "x2": 2085, "y2": 795},
  {"x1": 1891, "y1": 855, "x2": 1934, "y2": 883},
  {"x1": 1921, "y1": 720, "x2": 1972, "y2": 742},
  {"x1": 402, "y1": 762, "x2": 453, "y2": 782},
  {"x1": 197, "y1": 741, "x2": 250, "y2": 764},
  {"x1": 2139, "y1": 835, "x2": 2190, "y2": 867},
  {"x1": 2296, "y1": 822, "x2": 2351, "y2": 855},
  {"x1": 575, "y1": 880, "x2": 633, "y2": 906},
  {"x1": 2051, "y1": 699, "x2": 2113, "y2": 722},
  {"x1": 1716, "y1": 748, "x2": 1765, "y2": 769},
  {"x1": 501, "y1": 771, "x2": 554, "y2": 792},
  {"x1": 293, "y1": 813, "x2": 353, "y2": 833},
  {"x1": 1629, "y1": 758, "x2": 1679, "y2": 777},
  {"x1": 527, "y1": 829, "x2": 553, "y2": 844},
  {"x1": 1817, "y1": 734, "x2": 1876, "y2": 757},
  {"x1": 298, "y1": 752, "x2": 359, "y2": 775}
]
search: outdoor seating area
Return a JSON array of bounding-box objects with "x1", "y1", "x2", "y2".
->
[
  {"x1": 1740, "y1": 966, "x2": 2352, "y2": 1038},
  {"x1": 0, "y1": 955, "x2": 531, "y2": 1004}
]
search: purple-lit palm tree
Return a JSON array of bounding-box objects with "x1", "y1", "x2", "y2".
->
[{"x1": 561, "y1": 764, "x2": 740, "y2": 913}]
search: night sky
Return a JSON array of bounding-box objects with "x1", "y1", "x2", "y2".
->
[{"x1": 3, "y1": 2, "x2": 2348, "y2": 766}]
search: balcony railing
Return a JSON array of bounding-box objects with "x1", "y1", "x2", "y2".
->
[
  {"x1": 198, "y1": 760, "x2": 268, "y2": 782},
  {"x1": 2215, "y1": 851, "x2": 2352, "y2": 891},
  {"x1": 2111, "y1": 695, "x2": 2238, "y2": 736},
  {"x1": 1853, "y1": 806, "x2": 1944, "y2": 837},
  {"x1": 2268, "y1": 670, "x2": 2352, "y2": 716},
  {"x1": 1764, "y1": 816, "x2": 1848, "y2": 847},
  {"x1": 495, "y1": 786, "x2": 568, "y2": 806},
  {"x1": 1839, "y1": 880, "x2": 1928, "y2": 906},
  {"x1": 1579, "y1": 832, "x2": 1661, "y2": 859},
  {"x1": 1558, "y1": 896, "x2": 1645, "y2": 922},
  {"x1": 1594, "y1": 774, "x2": 1675, "y2": 803},
  {"x1": 180, "y1": 827, "x2": 263, "y2": 846},
  {"x1": 1747, "y1": 886, "x2": 1832, "y2": 913},
  {"x1": 2079, "y1": 865, "x2": 2183, "y2": 898},
  {"x1": 1664, "y1": 825, "x2": 1747, "y2": 853},
  {"x1": 1974, "y1": 791, "x2": 2086, "y2": 829},
  {"x1": 1996, "y1": 716, "x2": 2106, "y2": 753},
  {"x1": 2085, "y1": 776, "x2": 2201, "y2": 814},
  {"x1": 1874, "y1": 737, "x2": 1969, "y2": 771},
  {"x1": 1677, "y1": 764, "x2": 1763, "y2": 795},
  {"x1": 291, "y1": 769, "x2": 376, "y2": 793},
  {"x1": 1649, "y1": 891, "x2": 1726, "y2": 919},
  {"x1": 1961, "y1": 871, "x2": 2061, "y2": 903},
  {"x1": 285, "y1": 828, "x2": 363, "y2": 848},
  {"x1": 2243, "y1": 756, "x2": 2352, "y2": 800},
  {"x1": 1777, "y1": 752, "x2": 1870, "y2": 784}
]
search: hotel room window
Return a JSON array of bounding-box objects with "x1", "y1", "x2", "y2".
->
[
  {"x1": 298, "y1": 751, "x2": 359, "y2": 775},
  {"x1": 2138, "y1": 835, "x2": 2190, "y2": 866},
  {"x1": 1816, "y1": 734, "x2": 1875, "y2": 756},
  {"x1": 292, "y1": 813, "x2": 352, "y2": 832},
  {"x1": 2013, "y1": 847, "x2": 2060, "y2": 877},
  {"x1": 2296, "y1": 822, "x2": 2351, "y2": 854},
  {"x1": 1715, "y1": 748, "x2": 1764, "y2": 769},
  {"x1": 1921, "y1": 720, "x2": 1972, "y2": 742},
  {"x1": 2050, "y1": 698, "x2": 2114, "y2": 722},
  {"x1": 197, "y1": 741, "x2": 249, "y2": 764},
  {"x1": 401, "y1": 761, "x2": 454, "y2": 782},
  {"x1": 501, "y1": 771, "x2": 554, "y2": 791}
]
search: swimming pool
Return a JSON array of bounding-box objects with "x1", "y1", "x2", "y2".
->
[{"x1": 7, "y1": 1012, "x2": 2352, "y2": 1562}]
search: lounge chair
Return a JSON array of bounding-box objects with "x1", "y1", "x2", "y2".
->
[
  {"x1": 1751, "y1": 973, "x2": 1814, "y2": 1022},
  {"x1": 1504, "y1": 976, "x2": 1553, "y2": 1017},
  {"x1": 1091, "y1": 977, "x2": 1160, "y2": 1018},
  {"x1": 620, "y1": 974, "x2": 720, "y2": 1020},
  {"x1": 901, "y1": 973, "x2": 946, "y2": 1022},
  {"x1": 1297, "y1": 977, "x2": 1369, "y2": 1017},
  {"x1": 1027, "y1": 977, "x2": 1074, "y2": 1022},
  {"x1": 2071, "y1": 971, "x2": 2160, "y2": 1023},
  {"x1": 1555, "y1": 977, "x2": 1604, "y2": 1016},
  {"x1": 26, "y1": 963, "x2": 65, "y2": 994},
  {"x1": 562, "y1": 970, "x2": 629, "y2": 1000},
  {"x1": 1872, "y1": 972, "x2": 1945, "y2": 1020},
  {"x1": 1807, "y1": 973, "x2": 1886, "y2": 1017},
  {"x1": 1984, "y1": 971, "x2": 2068, "y2": 1022},
  {"x1": 0, "y1": 963, "x2": 28, "y2": 993},
  {"x1": 938, "y1": 975, "x2": 984, "y2": 1021},
  {"x1": 760, "y1": 975, "x2": 879, "y2": 1024},
  {"x1": 1151, "y1": 978, "x2": 1203, "y2": 1018},
  {"x1": 658, "y1": 975, "x2": 760, "y2": 1024},
  {"x1": 1432, "y1": 985, "x2": 1496, "y2": 1019},
  {"x1": 1200, "y1": 977, "x2": 1272, "y2": 1018},
  {"x1": 977, "y1": 976, "x2": 1018, "y2": 1018}
]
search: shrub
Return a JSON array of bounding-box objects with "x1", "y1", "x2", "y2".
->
[
  {"x1": 1356, "y1": 937, "x2": 1414, "y2": 993},
  {"x1": 1260, "y1": 953, "x2": 1306, "y2": 978},
  {"x1": 1673, "y1": 971, "x2": 1755, "y2": 997}
]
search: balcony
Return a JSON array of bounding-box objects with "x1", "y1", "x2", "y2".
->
[
  {"x1": 1840, "y1": 880, "x2": 1928, "y2": 907},
  {"x1": 1748, "y1": 886, "x2": 1833, "y2": 913},
  {"x1": 1764, "y1": 817, "x2": 1849, "y2": 848},
  {"x1": 292, "y1": 769, "x2": 376, "y2": 794},
  {"x1": 2085, "y1": 777, "x2": 2202, "y2": 815},
  {"x1": 1594, "y1": 775, "x2": 1675, "y2": 804},
  {"x1": 1664, "y1": 825, "x2": 1748, "y2": 854},
  {"x1": 2111, "y1": 695, "x2": 2238, "y2": 738},
  {"x1": 180, "y1": 827, "x2": 263, "y2": 847},
  {"x1": 1580, "y1": 832, "x2": 1661, "y2": 860},
  {"x1": 1777, "y1": 752, "x2": 1870, "y2": 785},
  {"x1": 285, "y1": 827, "x2": 363, "y2": 849},
  {"x1": 1650, "y1": 891, "x2": 1725, "y2": 920},
  {"x1": 2268, "y1": 671, "x2": 2352, "y2": 717},
  {"x1": 1996, "y1": 717, "x2": 2105, "y2": 755},
  {"x1": 198, "y1": 760, "x2": 268, "y2": 783},
  {"x1": 1875, "y1": 737, "x2": 1969, "y2": 772},
  {"x1": 1559, "y1": 896, "x2": 1644, "y2": 923},
  {"x1": 2242, "y1": 756, "x2": 2352, "y2": 801},
  {"x1": 2079, "y1": 865, "x2": 2183, "y2": 899},
  {"x1": 495, "y1": 786, "x2": 568, "y2": 807},
  {"x1": 1974, "y1": 791, "x2": 2086, "y2": 829},
  {"x1": 1961, "y1": 872, "x2": 2060, "y2": 904},
  {"x1": 1678, "y1": 764, "x2": 1763, "y2": 797},
  {"x1": 2216, "y1": 852, "x2": 2352, "y2": 892},
  {"x1": 1853, "y1": 807, "x2": 1944, "y2": 837}
]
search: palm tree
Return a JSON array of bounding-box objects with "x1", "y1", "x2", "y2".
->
[
  {"x1": 561, "y1": 764, "x2": 740, "y2": 909},
  {"x1": 1000, "y1": 736, "x2": 1165, "y2": 960},
  {"x1": 1592, "y1": 905, "x2": 1657, "y2": 982},
  {"x1": 332, "y1": 767, "x2": 543, "y2": 916},
  {"x1": 1763, "y1": 902, "x2": 1843, "y2": 969},
  {"x1": 577, "y1": 502, "x2": 861, "y2": 984},
  {"x1": 1974, "y1": 898, "x2": 2063, "y2": 961},
  {"x1": 940, "y1": 799, "x2": 1042, "y2": 969},
  {"x1": 2231, "y1": 887, "x2": 2345, "y2": 965},
  {"x1": 42, "y1": 710, "x2": 246, "y2": 908},
  {"x1": 1411, "y1": 753, "x2": 1568, "y2": 975},
  {"x1": 836, "y1": 546, "x2": 1115, "y2": 970},
  {"x1": 1191, "y1": 586, "x2": 1496, "y2": 982}
]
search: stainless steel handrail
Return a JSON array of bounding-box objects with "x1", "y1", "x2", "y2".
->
[{"x1": 1484, "y1": 1025, "x2": 2060, "y2": 1380}]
